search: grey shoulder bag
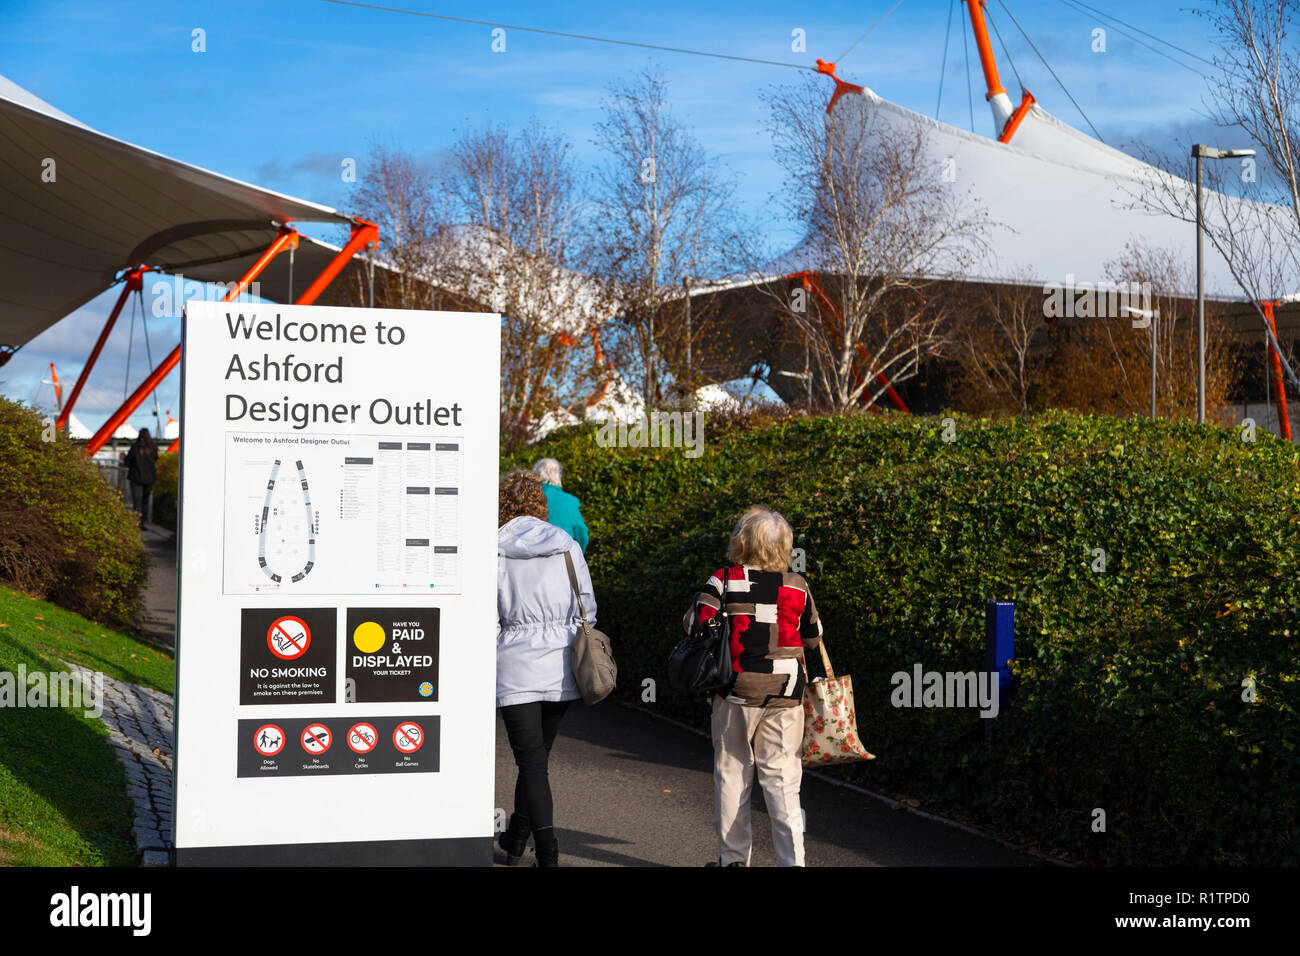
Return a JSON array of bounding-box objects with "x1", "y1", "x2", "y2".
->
[{"x1": 563, "y1": 551, "x2": 617, "y2": 705}]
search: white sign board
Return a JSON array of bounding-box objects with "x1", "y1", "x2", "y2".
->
[{"x1": 173, "y1": 302, "x2": 499, "y2": 865}]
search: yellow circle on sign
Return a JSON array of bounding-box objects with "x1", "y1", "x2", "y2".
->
[{"x1": 353, "y1": 621, "x2": 385, "y2": 653}]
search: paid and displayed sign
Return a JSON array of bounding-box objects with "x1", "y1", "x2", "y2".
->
[
  {"x1": 345, "y1": 607, "x2": 440, "y2": 703},
  {"x1": 174, "y1": 302, "x2": 499, "y2": 865}
]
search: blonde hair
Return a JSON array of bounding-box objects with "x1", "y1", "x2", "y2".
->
[{"x1": 726, "y1": 506, "x2": 794, "y2": 572}]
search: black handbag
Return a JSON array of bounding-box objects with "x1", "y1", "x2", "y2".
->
[{"x1": 667, "y1": 571, "x2": 734, "y2": 693}]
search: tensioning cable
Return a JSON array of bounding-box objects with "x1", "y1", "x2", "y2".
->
[
  {"x1": 836, "y1": 0, "x2": 908, "y2": 65},
  {"x1": 1060, "y1": 0, "x2": 1215, "y2": 69},
  {"x1": 318, "y1": 0, "x2": 812, "y2": 71},
  {"x1": 997, "y1": 0, "x2": 1105, "y2": 142},
  {"x1": 936, "y1": 0, "x2": 955, "y2": 119},
  {"x1": 985, "y1": 5, "x2": 1024, "y2": 93},
  {"x1": 962, "y1": 4, "x2": 975, "y2": 133}
]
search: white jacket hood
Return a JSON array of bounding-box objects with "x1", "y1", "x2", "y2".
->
[
  {"x1": 496, "y1": 514, "x2": 596, "y2": 708},
  {"x1": 498, "y1": 515, "x2": 574, "y2": 559}
]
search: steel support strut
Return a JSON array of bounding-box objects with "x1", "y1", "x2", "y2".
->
[
  {"x1": 83, "y1": 228, "x2": 300, "y2": 456},
  {"x1": 296, "y1": 219, "x2": 377, "y2": 306},
  {"x1": 59, "y1": 265, "x2": 149, "y2": 430},
  {"x1": 1263, "y1": 301, "x2": 1291, "y2": 441},
  {"x1": 790, "y1": 272, "x2": 910, "y2": 413}
]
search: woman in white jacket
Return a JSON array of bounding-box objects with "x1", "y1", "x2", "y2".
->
[{"x1": 496, "y1": 469, "x2": 596, "y2": 867}]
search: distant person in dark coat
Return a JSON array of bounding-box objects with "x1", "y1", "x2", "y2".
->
[
  {"x1": 125, "y1": 428, "x2": 158, "y2": 529},
  {"x1": 532, "y1": 458, "x2": 589, "y2": 553}
]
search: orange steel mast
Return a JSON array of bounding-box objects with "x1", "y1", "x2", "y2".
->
[{"x1": 962, "y1": 0, "x2": 1035, "y2": 143}]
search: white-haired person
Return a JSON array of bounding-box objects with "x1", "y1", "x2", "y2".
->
[
  {"x1": 684, "y1": 505, "x2": 824, "y2": 867},
  {"x1": 532, "y1": 457, "x2": 589, "y2": 553}
]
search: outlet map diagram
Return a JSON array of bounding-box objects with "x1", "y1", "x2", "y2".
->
[
  {"x1": 258, "y1": 458, "x2": 316, "y2": 584},
  {"x1": 223, "y1": 431, "x2": 464, "y2": 595}
]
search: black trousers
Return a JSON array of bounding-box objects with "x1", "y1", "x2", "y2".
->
[
  {"x1": 130, "y1": 481, "x2": 153, "y2": 523},
  {"x1": 499, "y1": 699, "x2": 572, "y2": 834}
]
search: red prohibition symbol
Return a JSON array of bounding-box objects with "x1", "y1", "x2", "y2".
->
[
  {"x1": 254, "y1": 723, "x2": 285, "y2": 757},
  {"x1": 300, "y1": 723, "x2": 332, "y2": 755},
  {"x1": 267, "y1": 615, "x2": 311, "y2": 660},
  {"x1": 393, "y1": 721, "x2": 424, "y2": 754},
  {"x1": 348, "y1": 722, "x2": 378, "y2": 755}
]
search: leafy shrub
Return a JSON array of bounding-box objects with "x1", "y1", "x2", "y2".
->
[
  {"x1": 152, "y1": 451, "x2": 178, "y2": 531},
  {"x1": 0, "y1": 398, "x2": 148, "y2": 626},
  {"x1": 504, "y1": 409, "x2": 1300, "y2": 865}
]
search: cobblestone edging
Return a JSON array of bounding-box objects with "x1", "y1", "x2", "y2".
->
[{"x1": 66, "y1": 663, "x2": 174, "y2": 866}]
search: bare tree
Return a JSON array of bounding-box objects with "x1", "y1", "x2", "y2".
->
[
  {"x1": 1134, "y1": 0, "x2": 1300, "y2": 390},
  {"x1": 589, "y1": 68, "x2": 743, "y2": 409},
  {"x1": 352, "y1": 126, "x2": 602, "y2": 445},
  {"x1": 761, "y1": 76, "x2": 990, "y2": 410},
  {"x1": 1038, "y1": 240, "x2": 1239, "y2": 420},
  {"x1": 952, "y1": 270, "x2": 1046, "y2": 415},
  {"x1": 437, "y1": 122, "x2": 606, "y2": 445},
  {"x1": 347, "y1": 142, "x2": 454, "y2": 311}
]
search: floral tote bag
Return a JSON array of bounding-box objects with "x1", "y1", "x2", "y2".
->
[{"x1": 801, "y1": 639, "x2": 875, "y2": 766}]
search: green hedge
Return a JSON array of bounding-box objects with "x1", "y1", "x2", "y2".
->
[
  {"x1": 504, "y1": 409, "x2": 1300, "y2": 865},
  {"x1": 152, "y1": 451, "x2": 178, "y2": 532},
  {"x1": 0, "y1": 398, "x2": 148, "y2": 627}
]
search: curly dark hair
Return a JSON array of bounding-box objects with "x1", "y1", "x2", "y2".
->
[{"x1": 499, "y1": 469, "x2": 548, "y2": 527}]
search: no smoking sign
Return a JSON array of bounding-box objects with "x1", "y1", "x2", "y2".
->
[
  {"x1": 267, "y1": 615, "x2": 311, "y2": 660},
  {"x1": 239, "y1": 608, "x2": 336, "y2": 705}
]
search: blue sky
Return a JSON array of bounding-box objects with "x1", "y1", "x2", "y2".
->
[{"x1": 0, "y1": 0, "x2": 1238, "y2": 429}]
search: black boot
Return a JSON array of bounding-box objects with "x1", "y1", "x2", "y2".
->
[
  {"x1": 533, "y1": 828, "x2": 559, "y2": 867},
  {"x1": 498, "y1": 813, "x2": 530, "y2": 866}
]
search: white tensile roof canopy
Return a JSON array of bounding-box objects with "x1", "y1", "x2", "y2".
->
[
  {"x1": 765, "y1": 83, "x2": 1300, "y2": 302},
  {"x1": 0, "y1": 71, "x2": 382, "y2": 354}
]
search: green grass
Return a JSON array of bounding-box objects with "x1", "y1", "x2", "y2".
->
[{"x1": 0, "y1": 585, "x2": 174, "y2": 866}]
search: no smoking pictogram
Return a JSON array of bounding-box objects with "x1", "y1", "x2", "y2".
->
[
  {"x1": 347, "y1": 722, "x2": 378, "y2": 755},
  {"x1": 267, "y1": 615, "x2": 311, "y2": 660},
  {"x1": 254, "y1": 723, "x2": 284, "y2": 756},
  {"x1": 300, "y1": 723, "x2": 332, "y2": 755},
  {"x1": 393, "y1": 721, "x2": 424, "y2": 754}
]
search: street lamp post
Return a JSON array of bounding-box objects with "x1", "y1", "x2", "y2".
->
[
  {"x1": 1192, "y1": 144, "x2": 1256, "y2": 424},
  {"x1": 1123, "y1": 306, "x2": 1161, "y2": 419}
]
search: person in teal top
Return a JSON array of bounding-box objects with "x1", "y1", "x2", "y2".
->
[{"x1": 532, "y1": 458, "x2": 589, "y2": 553}]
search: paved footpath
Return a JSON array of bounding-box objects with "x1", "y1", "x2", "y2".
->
[
  {"x1": 138, "y1": 524, "x2": 176, "y2": 651},
  {"x1": 494, "y1": 700, "x2": 1041, "y2": 867},
  {"x1": 123, "y1": 529, "x2": 1040, "y2": 866},
  {"x1": 67, "y1": 661, "x2": 173, "y2": 865}
]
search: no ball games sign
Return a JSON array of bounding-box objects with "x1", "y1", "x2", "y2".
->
[{"x1": 174, "y1": 303, "x2": 499, "y2": 865}]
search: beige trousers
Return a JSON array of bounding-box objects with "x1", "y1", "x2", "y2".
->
[{"x1": 710, "y1": 694, "x2": 806, "y2": 866}]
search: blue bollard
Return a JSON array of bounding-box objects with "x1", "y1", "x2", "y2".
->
[{"x1": 984, "y1": 601, "x2": 1015, "y2": 738}]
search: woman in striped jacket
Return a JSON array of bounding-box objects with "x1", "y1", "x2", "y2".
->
[{"x1": 684, "y1": 505, "x2": 824, "y2": 867}]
